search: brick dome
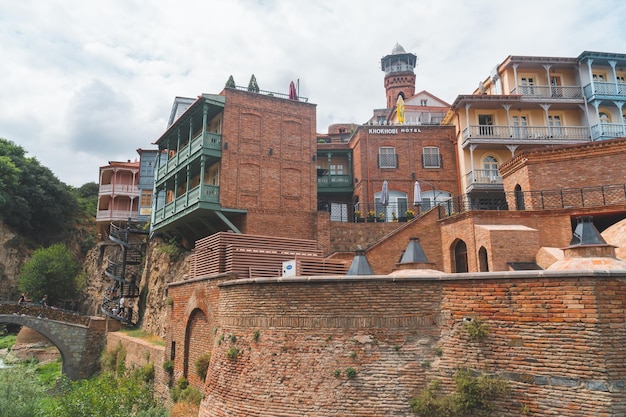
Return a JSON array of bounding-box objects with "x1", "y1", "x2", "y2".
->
[{"x1": 602, "y1": 218, "x2": 626, "y2": 261}]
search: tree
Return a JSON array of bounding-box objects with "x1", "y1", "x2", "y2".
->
[
  {"x1": 225, "y1": 75, "x2": 236, "y2": 88},
  {"x1": 0, "y1": 138, "x2": 79, "y2": 245},
  {"x1": 247, "y1": 74, "x2": 259, "y2": 93},
  {"x1": 18, "y1": 243, "x2": 80, "y2": 306}
]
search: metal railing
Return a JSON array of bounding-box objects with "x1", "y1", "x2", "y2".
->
[
  {"x1": 229, "y1": 85, "x2": 309, "y2": 102},
  {"x1": 320, "y1": 183, "x2": 626, "y2": 222},
  {"x1": 463, "y1": 125, "x2": 590, "y2": 143},
  {"x1": 509, "y1": 85, "x2": 583, "y2": 99}
]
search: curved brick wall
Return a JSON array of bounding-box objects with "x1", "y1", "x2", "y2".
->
[{"x1": 167, "y1": 271, "x2": 626, "y2": 417}]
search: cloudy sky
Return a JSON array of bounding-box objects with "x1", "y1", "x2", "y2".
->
[{"x1": 1, "y1": 0, "x2": 625, "y2": 187}]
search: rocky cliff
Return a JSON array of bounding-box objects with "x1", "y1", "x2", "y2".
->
[{"x1": 0, "y1": 223, "x2": 30, "y2": 302}]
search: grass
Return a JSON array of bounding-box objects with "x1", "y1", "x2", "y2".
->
[
  {"x1": 35, "y1": 358, "x2": 62, "y2": 386},
  {"x1": 120, "y1": 328, "x2": 166, "y2": 346},
  {"x1": 0, "y1": 334, "x2": 17, "y2": 350}
]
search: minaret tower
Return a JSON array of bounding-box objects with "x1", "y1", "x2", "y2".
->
[{"x1": 381, "y1": 43, "x2": 417, "y2": 108}]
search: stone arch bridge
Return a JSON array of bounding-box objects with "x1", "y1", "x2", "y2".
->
[{"x1": 0, "y1": 303, "x2": 108, "y2": 380}]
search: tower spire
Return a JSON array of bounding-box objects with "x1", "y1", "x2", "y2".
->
[{"x1": 381, "y1": 43, "x2": 417, "y2": 108}]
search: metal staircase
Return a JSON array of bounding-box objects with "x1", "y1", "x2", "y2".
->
[{"x1": 101, "y1": 221, "x2": 147, "y2": 325}]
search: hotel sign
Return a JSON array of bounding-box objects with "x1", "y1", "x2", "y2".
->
[{"x1": 368, "y1": 127, "x2": 421, "y2": 134}]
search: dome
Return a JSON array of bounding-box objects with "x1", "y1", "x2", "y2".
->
[{"x1": 391, "y1": 43, "x2": 406, "y2": 55}]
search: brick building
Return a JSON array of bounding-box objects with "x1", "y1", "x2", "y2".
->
[{"x1": 151, "y1": 87, "x2": 317, "y2": 247}]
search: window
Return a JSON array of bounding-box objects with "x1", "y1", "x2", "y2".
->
[
  {"x1": 512, "y1": 115, "x2": 528, "y2": 138},
  {"x1": 548, "y1": 115, "x2": 562, "y2": 137},
  {"x1": 593, "y1": 73, "x2": 606, "y2": 81},
  {"x1": 141, "y1": 190, "x2": 152, "y2": 207},
  {"x1": 478, "y1": 114, "x2": 494, "y2": 135},
  {"x1": 483, "y1": 156, "x2": 499, "y2": 182},
  {"x1": 550, "y1": 76, "x2": 563, "y2": 97},
  {"x1": 420, "y1": 99, "x2": 428, "y2": 106},
  {"x1": 521, "y1": 77, "x2": 535, "y2": 95},
  {"x1": 423, "y1": 147, "x2": 441, "y2": 168},
  {"x1": 599, "y1": 112, "x2": 610, "y2": 124},
  {"x1": 379, "y1": 147, "x2": 397, "y2": 168}
]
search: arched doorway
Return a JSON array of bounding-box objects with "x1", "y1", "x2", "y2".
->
[
  {"x1": 184, "y1": 308, "x2": 210, "y2": 382},
  {"x1": 478, "y1": 246, "x2": 489, "y2": 272},
  {"x1": 453, "y1": 240, "x2": 469, "y2": 273}
]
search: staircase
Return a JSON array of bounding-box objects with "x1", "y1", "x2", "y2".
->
[{"x1": 101, "y1": 221, "x2": 147, "y2": 325}]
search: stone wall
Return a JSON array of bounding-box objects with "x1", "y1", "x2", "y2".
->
[{"x1": 164, "y1": 270, "x2": 626, "y2": 417}]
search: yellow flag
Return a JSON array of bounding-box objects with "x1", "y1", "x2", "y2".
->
[{"x1": 396, "y1": 95, "x2": 405, "y2": 124}]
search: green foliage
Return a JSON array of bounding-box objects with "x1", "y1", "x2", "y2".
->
[
  {"x1": 247, "y1": 74, "x2": 260, "y2": 93},
  {"x1": 18, "y1": 243, "x2": 80, "y2": 305},
  {"x1": 333, "y1": 369, "x2": 341, "y2": 378},
  {"x1": 101, "y1": 341, "x2": 126, "y2": 377},
  {"x1": 135, "y1": 362, "x2": 155, "y2": 384},
  {"x1": 0, "y1": 138, "x2": 79, "y2": 245},
  {"x1": 345, "y1": 367, "x2": 357, "y2": 379},
  {"x1": 35, "y1": 358, "x2": 62, "y2": 386},
  {"x1": 225, "y1": 75, "x2": 236, "y2": 88},
  {"x1": 410, "y1": 369, "x2": 509, "y2": 417},
  {"x1": 194, "y1": 352, "x2": 211, "y2": 381},
  {"x1": 170, "y1": 377, "x2": 203, "y2": 406},
  {"x1": 163, "y1": 360, "x2": 174, "y2": 376},
  {"x1": 37, "y1": 372, "x2": 162, "y2": 417},
  {"x1": 226, "y1": 346, "x2": 240, "y2": 360},
  {"x1": 0, "y1": 333, "x2": 17, "y2": 349},
  {"x1": 253, "y1": 329, "x2": 260, "y2": 342},
  {"x1": 0, "y1": 366, "x2": 47, "y2": 417},
  {"x1": 229, "y1": 334, "x2": 237, "y2": 343},
  {"x1": 156, "y1": 238, "x2": 184, "y2": 261},
  {"x1": 434, "y1": 347, "x2": 443, "y2": 357},
  {"x1": 464, "y1": 317, "x2": 489, "y2": 341}
]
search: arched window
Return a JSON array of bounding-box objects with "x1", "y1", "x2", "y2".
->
[
  {"x1": 478, "y1": 246, "x2": 489, "y2": 272},
  {"x1": 453, "y1": 240, "x2": 468, "y2": 273},
  {"x1": 599, "y1": 112, "x2": 610, "y2": 124},
  {"x1": 515, "y1": 184, "x2": 525, "y2": 210},
  {"x1": 483, "y1": 156, "x2": 499, "y2": 182}
]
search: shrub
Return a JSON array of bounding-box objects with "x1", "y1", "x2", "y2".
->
[
  {"x1": 410, "y1": 369, "x2": 509, "y2": 417},
  {"x1": 163, "y1": 360, "x2": 174, "y2": 376},
  {"x1": 464, "y1": 316, "x2": 489, "y2": 341},
  {"x1": 253, "y1": 330, "x2": 260, "y2": 342},
  {"x1": 194, "y1": 353, "x2": 211, "y2": 381},
  {"x1": 345, "y1": 367, "x2": 357, "y2": 379},
  {"x1": 226, "y1": 347, "x2": 240, "y2": 360}
]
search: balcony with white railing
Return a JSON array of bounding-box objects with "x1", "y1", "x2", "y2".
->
[
  {"x1": 509, "y1": 85, "x2": 584, "y2": 100},
  {"x1": 465, "y1": 169, "x2": 503, "y2": 192},
  {"x1": 462, "y1": 125, "x2": 590, "y2": 147},
  {"x1": 96, "y1": 209, "x2": 139, "y2": 223},
  {"x1": 590, "y1": 123, "x2": 626, "y2": 141},
  {"x1": 98, "y1": 183, "x2": 140, "y2": 198},
  {"x1": 583, "y1": 81, "x2": 626, "y2": 101}
]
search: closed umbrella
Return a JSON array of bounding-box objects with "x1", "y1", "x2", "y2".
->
[
  {"x1": 380, "y1": 180, "x2": 389, "y2": 206},
  {"x1": 413, "y1": 181, "x2": 422, "y2": 206},
  {"x1": 288, "y1": 81, "x2": 298, "y2": 100}
]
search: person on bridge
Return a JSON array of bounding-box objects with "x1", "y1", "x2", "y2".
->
[
  {"x1": 37, "y1": 294, "x2": 48, "y2": 318},
  {"x1": 14, "y1": 292, "x2": 30, "y2": 315}
]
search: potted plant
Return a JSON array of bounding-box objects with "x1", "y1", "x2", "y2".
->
[
  {"x1": 405, "y1": 209, "x2": 415, "y2": 221},
  {"x1": 392, "y1": 211, "x2": 398, "y2": 222},
  {"x1": 377, "y1": 212, "x2": 385, "y2": 222},
  {"x1": 354, "y1": 210, "x2": 364, "y2": 223},
  {"x1": 367, "y1": 210, "x2": 376, "y2": 222}
]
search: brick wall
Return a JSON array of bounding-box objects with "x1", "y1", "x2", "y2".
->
[
  {"x1": 350, "y1": 125, "x2": 458, "y2": 208},
  {"x1": 165, "y1": 270, "x2": 626, "y2": 417},
  {"x1": 220, "y1": 89, "x2": 318, "y2": 240}
]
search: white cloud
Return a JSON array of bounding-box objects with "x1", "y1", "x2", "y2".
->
[{"x1": 0, "y1": 0, "x2": 625, "y2": 186}]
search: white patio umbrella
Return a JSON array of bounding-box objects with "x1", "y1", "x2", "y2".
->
[
  {"x1": 413, "y1": 180, "x2": 422, "y2": 206},
  {"x1": 380, "y1": 180, "x2": 389, "y2": 206}
]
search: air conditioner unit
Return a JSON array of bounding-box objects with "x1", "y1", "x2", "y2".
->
[{"x1": 282, "y1": 260, "x2": 296, "y2": 277}]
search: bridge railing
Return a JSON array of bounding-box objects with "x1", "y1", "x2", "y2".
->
[{"x1": 0, "y1": 301, "x2": 91, "y2": 326}]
